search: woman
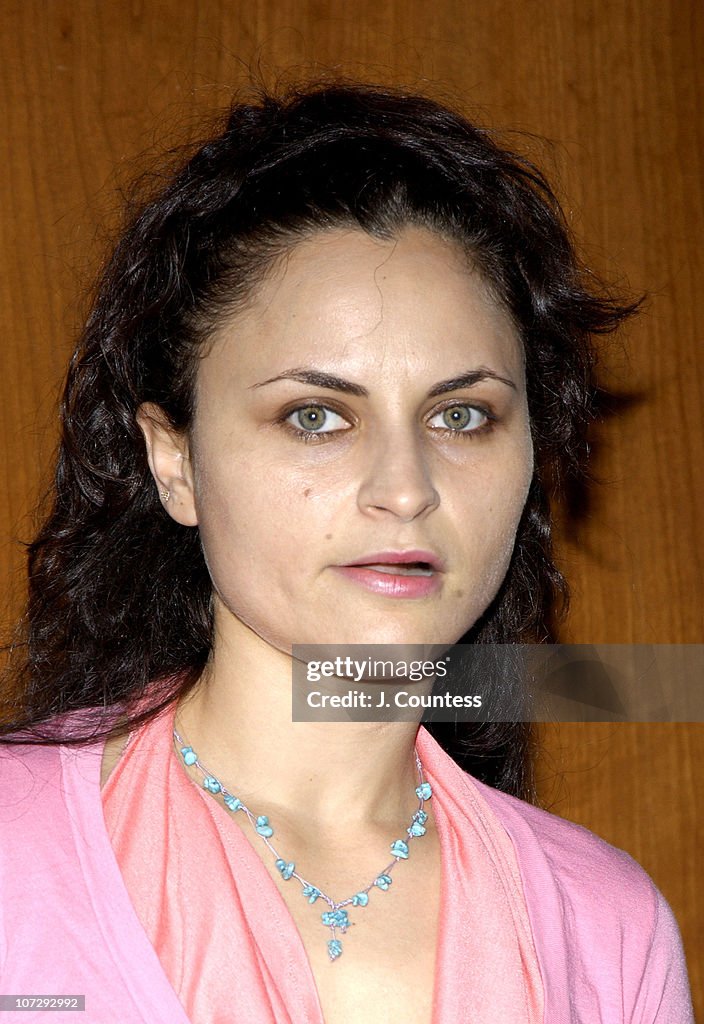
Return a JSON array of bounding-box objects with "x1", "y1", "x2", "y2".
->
[{"x1": 0, "y1": 82, "x2": 693, "y2": 1022}]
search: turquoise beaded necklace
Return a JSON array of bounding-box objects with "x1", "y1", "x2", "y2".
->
[{"x1": 173, "y1": 727, "x2": 432, "y2": 961}]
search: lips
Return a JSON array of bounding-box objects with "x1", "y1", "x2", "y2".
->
[
  {"x1": 332, "y1": 555, "x2": 443, "y2": 598},
  {"x1": 341, "y1": 550, "x2": 445, "y2": 573}
]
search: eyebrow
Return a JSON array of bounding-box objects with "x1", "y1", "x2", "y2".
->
[{"x1": 250, "y1": 367, "x2": 517, "y2": 397}]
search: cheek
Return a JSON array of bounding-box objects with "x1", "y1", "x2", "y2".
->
[
  {"x1": 493, "y1": 438, "x2": 534, "y2": 533},
  {"x1": 192, "y1": 456, "x2": 324, "y2": 582},
  {"x1": 464, "y1": 442, "x2": 534, "y2": 585}
]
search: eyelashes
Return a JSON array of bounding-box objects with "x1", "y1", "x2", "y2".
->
[
  {"x1": 284, "y1": 404, "x2": 352, "y2": 439},
  {"x1": 277, "y1": 401, "x2": 497, "y2": 444},
  {"x1": 426, "y1": 404, "x2": 493, "y2": 436}
]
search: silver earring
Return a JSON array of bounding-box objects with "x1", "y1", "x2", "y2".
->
[{"x1": 160, "y1": 488, "x2": 170, "y2": 502}]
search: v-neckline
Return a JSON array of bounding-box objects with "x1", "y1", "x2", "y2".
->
[
  {"x1": 176, "y1": 723, "x2": 450, "y2": 1024},
  {"x1": 62, "y1": 715, "x2": 450, "y2": 1024}
]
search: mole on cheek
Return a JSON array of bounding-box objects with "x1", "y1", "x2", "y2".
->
[
  {"x1": 303, "y1": 488, "x2": 311, "y2": 497},
  {"x1": 325, "y1": 533, "x2": 332, "y2": 540},
  {"x1": 454, "y1": 589, "x2": 464, "y2": 599}
]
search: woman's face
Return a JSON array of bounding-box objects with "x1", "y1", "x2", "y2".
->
[{"x1": 157, "y1": 226, "x2": 533, "y2": 650}]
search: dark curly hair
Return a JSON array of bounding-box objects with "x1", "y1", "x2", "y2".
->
[{"x1": 0, "y1": 81, "x2": 638, "y2": 798}]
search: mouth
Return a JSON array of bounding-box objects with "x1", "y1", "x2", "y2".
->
[
  {"x1": 332, "y1": 553, "x2": 443, "y2": 598},
  {"x1": 353, "y1": 561, "x2": 435, "y2": 576},
  {"x1": 339, "y1": 549, "x2": 445, "y2": 574}
]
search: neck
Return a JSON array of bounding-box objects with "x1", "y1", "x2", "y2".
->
[{"x1": 174, "y1": 626, "x2": 423, "y2": 834}]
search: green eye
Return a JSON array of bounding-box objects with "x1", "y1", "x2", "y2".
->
[
  {"x1": 296, "y1": 405, "x2": 327, "y2": 431},
  {"x1": 443, "y1": 406, "x2": 472, "y2": 429},
  {"x1": 428, "y1": 404, "x2": 490, "y2": 433},
  {"x1": 285, "y1": 404, "x2": 352, "y2": 435}
]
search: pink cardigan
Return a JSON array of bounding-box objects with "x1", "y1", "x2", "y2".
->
[{"x1": 0, "y1": 724, "x2": 694, "y2": 1023}]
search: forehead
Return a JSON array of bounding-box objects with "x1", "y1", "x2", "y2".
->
[{"x1": 199, "y1": 226, "x2": 523, "y2": 388}]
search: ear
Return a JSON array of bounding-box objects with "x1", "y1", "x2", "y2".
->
[{"x1": 136, "y1": 402, "x2": 198, "y2": 527}]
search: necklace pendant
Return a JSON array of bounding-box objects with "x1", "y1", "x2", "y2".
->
[
  {"x1": 323, "y1": 907, "x2": 350, "y2": 961},
  {"x1": 321, "y1": 908, "x2": 350, "y2": 931}
]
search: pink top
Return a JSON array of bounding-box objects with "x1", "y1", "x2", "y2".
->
[
  {"x1": 101, "y1": 701, "x2": 544, "y2": 1023},
  {"x1": 0, "y1": 711, "x2": 694, "y2": 1023}
]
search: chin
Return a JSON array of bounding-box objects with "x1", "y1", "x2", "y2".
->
[{"x1": 309, "y1": 622, "x2": 457, "y2": 649}]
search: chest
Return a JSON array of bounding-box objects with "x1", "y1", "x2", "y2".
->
[{"x1": 271, "y1": 831, "x2": 442, "y2": 1024}]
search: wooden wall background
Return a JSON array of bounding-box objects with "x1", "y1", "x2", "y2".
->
[{"x1": 1, "y1": 0, "x2": 701, "y2": 1014}]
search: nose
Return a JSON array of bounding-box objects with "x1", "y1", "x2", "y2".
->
[{"x1": 356, "y1": 428, "x2": 440, "y2": 522}]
